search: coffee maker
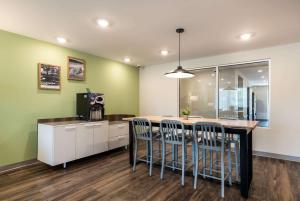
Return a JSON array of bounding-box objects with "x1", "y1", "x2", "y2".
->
[{"x1": 76, "y1": 93, "x2": 104, "y2": 121}]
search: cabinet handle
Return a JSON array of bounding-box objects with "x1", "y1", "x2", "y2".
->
[
  {"x1": 117, "y1": 125, "x2": 125, "y2": 128},
  {"x1": 84, "y1": 124, "x2": 94, "y2": 127},
  {"x1": 93, "y1": 123, "x2": 103, "y2": 126},
  {"x1": 65, "y1": 126, "x2": 76, "y2": 130}
]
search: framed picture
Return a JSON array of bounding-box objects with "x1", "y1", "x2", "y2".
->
[
  {"x1": 38, "y1": 63, "x2": 61, "y2": 90},
  {"x1": 68, "y1": 57, "x2": 86, "y2": 81}
]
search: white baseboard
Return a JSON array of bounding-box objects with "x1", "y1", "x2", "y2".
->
[{"x1": 253, "y1": 151, "x2": 300, "y2": 162}]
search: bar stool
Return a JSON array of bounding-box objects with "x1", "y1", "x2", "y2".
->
[
  {"x1": 218, "y1": 119, "x2": 240, "y2": 181},
  {"x1": 132, "y1": 118, "x2": 157, "y2": 176},
  {"x1": 227, "y1": 134, "x2": 240, "y2": 181},
  {"x1": 160, "y1": 119, "x2": 188, "y2": 186},
  {"x1": 192, "y1": 122, "x2": 232, "y2": 198},
  {"x1": 215, "y1": 133, "x2": 240, "y2": 182}
]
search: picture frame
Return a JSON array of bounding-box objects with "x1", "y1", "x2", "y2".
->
[
  {"x1": 38, "y1": 63, "x2": 61, "y2": 90},
  {"x1": 68, "y1": 56, "x2": 86, "y2": 81}
]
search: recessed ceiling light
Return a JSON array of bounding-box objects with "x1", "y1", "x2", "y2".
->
[
  {"x1": 160, "y1": 50, "x2": 169, "y2": 56},
  {"x1": 97, "y1": 19, "x2": 110, "y2": 28},
  {"x1": 257, "y1": 69, "x2": 263, "y2": 73},
  {"x1": 124, "y1": 57, "x2": 131, "y2": 63},
  {"x1": 261, "y1": 75, "x2": 265, "y2": 79},
  {"x1": 211, "y1": 73, "x2": 215, "y2": 77},
  {"x1": 239, "y1": 33, "x2": 254, "y2": 41},
  {"x1": 221, "y1": 78, "x2": 224, "y2": 81},
  {"x1": 57, "y1": 37, "x2": 66, "y2": 44}
]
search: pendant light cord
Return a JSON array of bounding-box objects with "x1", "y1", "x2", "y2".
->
[
  {"x1": 164, "y1": 28, "x2": 194, "y2": 78},
  {"x1": 178, "y1": 32, "x2": 181, "y2": 66}
]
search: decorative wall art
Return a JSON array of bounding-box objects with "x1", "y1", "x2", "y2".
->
[
  {"x1": 68, "y1": 57, "x2": 86, "y2": 81},
  {"x1": 38, "y1": 63, "x2": 61, "y2": 90}
]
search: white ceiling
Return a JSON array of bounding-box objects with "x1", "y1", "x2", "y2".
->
[{"x1": 0, "y1": 0, "x2": 300, "y2": 66}]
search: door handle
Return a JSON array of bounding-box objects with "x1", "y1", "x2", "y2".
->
[{"x1": 65, "y1": 126, "x2": 76, "y2": 130}]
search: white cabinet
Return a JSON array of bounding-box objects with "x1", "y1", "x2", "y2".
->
[
  {"x1": 93, "y1": 122, "x2": 109, "y2": 154},
  {"x1": 38, "y1": 120, "x2": 109, "y2": 167},
  {"x1": 108, "y1": 123, "x2": 129, "y2": 150},
  {"x1": 38, "y1": 120, "x2": 128, "y2": 167},
  {"x1": 53, "y1": 125, "x2": 77, "y2": 165},
  {"x1": 108, "y1": 135, "x2": 129, "y2": 150},
  {"x1": 76, "y1": 123, "x2": 94, "y2": 159},
  {"x1": 109, "y1": 123, "x2": 128, "y2": 138},
  {"x1": 38, "y1": 124, "x2": 77, "y2": 166}
]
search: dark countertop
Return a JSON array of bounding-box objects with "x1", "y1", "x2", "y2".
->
[
  {"x1": 40, "y1": 120, "x2": 127, "y2": 126},
  {"x1": 109, "y1": 120, "x2": 128, "y2": 125},
  {"x1": 39, "y1": 120, "x2": 108, "y2": 126},
  {"x1": 38, "y1": 115, "x2": 133, "y2": 126}
]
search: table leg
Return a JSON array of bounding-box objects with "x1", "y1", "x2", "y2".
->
[
  {"x1": 240, "y1": 131, "x2": 253, "y2": 198},
  {"x1": 248, "y1": 131, "x2": 253, "y2": 183}
]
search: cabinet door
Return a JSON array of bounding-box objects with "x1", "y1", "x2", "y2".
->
[
  {"x1": 76, "y1": 123, "x2": 94, "y2": 159},
  {"x1": 53, "y1": 125, "x2": 76, "y2": 165},
  {"x1": 109, "y1": 123, "x2": 128, "y2": 138},
  {"x1": 93, "y1": 121, "x2": 108, "y2": 154},
  {"x1": 108, "y1": 135, "x2": 129, "y2": 150}
]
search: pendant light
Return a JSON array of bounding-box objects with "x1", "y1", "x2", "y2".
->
[{"x1": 164, "y1": 28, "x2": 194, "y2": 79}]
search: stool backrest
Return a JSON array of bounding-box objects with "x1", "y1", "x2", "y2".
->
[
  {"x1": 132, "y1": 118, "x2": 152, "y2": 140},
  {"x1": 193, "y1": 122, "x2": 225, "y2": 148},
  {"x1": 160, "y1": 119, "x2": 185, "y2": 144}
]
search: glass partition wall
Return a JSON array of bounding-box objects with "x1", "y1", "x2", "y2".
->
[
  {"x1": 179, "y1": 60, "x2": 269, "y2": 127},
  {"x1": 180, "y1": 68, "x2": 217, "y2": 118}
]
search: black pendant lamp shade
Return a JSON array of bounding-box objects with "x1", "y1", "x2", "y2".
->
[
  {"x1": 164, "y1": 28, "x2": 194, "y2": 79},
  {"x1": 164, "y1": 66, "x2": 194, "y2": 78}
]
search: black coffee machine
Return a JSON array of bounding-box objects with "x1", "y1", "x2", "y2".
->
[{"x1": 76, "y1": 92, "x2": 104, "y2": 121}]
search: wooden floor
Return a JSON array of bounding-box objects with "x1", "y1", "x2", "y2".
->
[{"x1": 0, "y1": 148, "x2": 299, "y2": 201}]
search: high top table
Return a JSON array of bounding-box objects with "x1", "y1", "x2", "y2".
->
[{"x1": 123, "y1": 116, "x2": 258, "y2": 198}]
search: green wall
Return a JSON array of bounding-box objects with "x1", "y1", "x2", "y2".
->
[{"x1": 0, "y1": 30, "x2": 139, "y2": 166}]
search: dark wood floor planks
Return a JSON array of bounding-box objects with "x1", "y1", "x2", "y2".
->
[{"x1": 0, "y1": 149, "x2": 299, "y2": 201}]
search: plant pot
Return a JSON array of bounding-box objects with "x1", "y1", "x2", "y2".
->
[{"x1": 182, "y1": 115, "x2": 188, "y2": 120}]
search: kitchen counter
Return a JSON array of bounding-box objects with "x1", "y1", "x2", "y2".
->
[
  {"x1": 39, "y1": 120, "x2": 108, "y2": 126},
  {"x1": 38, "y1": 115, "x2": 132, "y2": 167},
  {"x1": 38, "y1": 114, "x2": 134, "y2": 126},
  {"x1": 109, "y1": 120, "x2": 127, "y2": 125}
]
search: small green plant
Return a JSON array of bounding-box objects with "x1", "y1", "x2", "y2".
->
[{"x1": 181, "y1": 107, "x2": 191, "y2": 116}]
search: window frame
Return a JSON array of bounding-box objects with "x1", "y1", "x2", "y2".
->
[{"x1": 178, "y1": 59, "x2": 271, "y2": 128}]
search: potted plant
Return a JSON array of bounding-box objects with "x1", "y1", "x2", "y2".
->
[{"x1": 181, "y1": 107, "x2": 191, "y2": 120}]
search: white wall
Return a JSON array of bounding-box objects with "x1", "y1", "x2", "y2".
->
[
  {"x1": 140, "y1": 64, "x2": 179, "y2": 116},
  {"x1": 140, "y1": 42, "x2": 300, "y2": 157}
]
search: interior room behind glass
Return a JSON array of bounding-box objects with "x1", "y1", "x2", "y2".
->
[
  {"x1": 180, "y1": 68, "x2": 217, "y2": 118},
  {"x1": 180, "y1": 61, "x2": 269, "y2": 127}
]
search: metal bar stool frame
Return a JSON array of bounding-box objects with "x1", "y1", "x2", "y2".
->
[{"x1": 192, "y1": 122, "x2": 232, "y2": 198}]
